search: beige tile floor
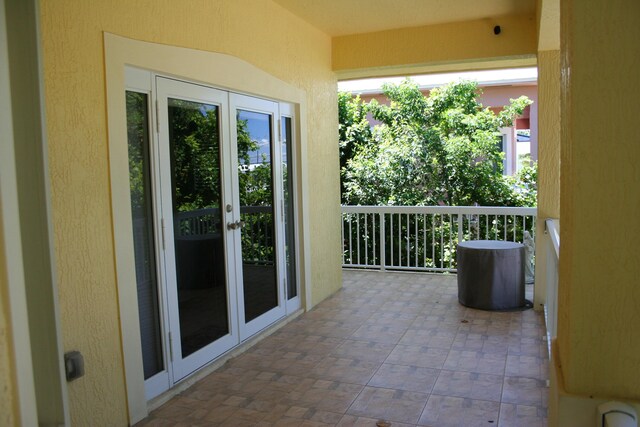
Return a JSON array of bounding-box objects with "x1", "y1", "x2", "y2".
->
[{"x1": 138, "y1": 270, "x2": 548, "y2": 427}]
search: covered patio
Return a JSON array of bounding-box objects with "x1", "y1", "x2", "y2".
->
[{"x1": 139, "y1": 270, "x2": 547, "y2": 426}]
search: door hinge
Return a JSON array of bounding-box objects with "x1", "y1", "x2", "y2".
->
[
  {"x1": 168, "y1": 331, "x2": 173, "y2": 362},
  {"x1": 161, "y1": 218, "x2": 166, "y2": 250},
  {"x1": 155, "y1": 99, "x2": 160, "y2": 133}
]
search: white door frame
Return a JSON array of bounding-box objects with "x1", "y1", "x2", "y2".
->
[
  {"x1": 106, "y1": 34, "x2": 311, "y2": 424},
  {"x1": 279, "y1": 104, "x2": 302, "y2": 315},
  {"x1": 125, "y1": 70, "x2": 302, "y2": 401}
]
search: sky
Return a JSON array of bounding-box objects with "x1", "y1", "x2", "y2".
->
[{"x1": 338, "y1": 67, "x2": 538, "y2": 94}]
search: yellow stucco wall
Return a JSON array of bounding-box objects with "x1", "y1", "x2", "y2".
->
[
  {"x1": 332, "y1": 14, "x2": 537, "y2": 77},
  {"x1": 536, "y1": 50, "x2": 560, "y2": 222},
  {"x1": 533, "y1": 49, "x2": 561, "y2": 308},
  {"x1": 39, "y1": 0, "x2": 340, "y2": 424},
  {"x1": 0, "y1": 220, "x2": 17, "y2": 427},
  {"x1": 558, "y1": 0, "x2": 640, "y2": 400}
]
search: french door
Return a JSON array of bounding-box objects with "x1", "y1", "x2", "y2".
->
[
  {"x1": 126, "y1": 73, "x2": 298, "y2": 400},
  {"x1": 229, "y1": 94, "x2": 286, "y2": 339},
  {"x1": 156, "y1": 78, "x2": 240, "y2": 382}
]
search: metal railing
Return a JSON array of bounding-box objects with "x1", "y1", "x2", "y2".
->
[
  {"x1": 177, "y1": 208, "x2": 221, "y2": 239},
  {"x1": 544, "y1": 218, "x2": 560, "y2": 357},
  {"x1": 341, "y1": 205, "x2": 537, "y2": 272},
  {"x1": 175, "y1": 206, "x2": 275, "y2": 265}
]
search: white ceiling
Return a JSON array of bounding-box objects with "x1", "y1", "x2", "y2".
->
[{"x1": 273, "y1": 0, "x2": 536, "y2": 37}]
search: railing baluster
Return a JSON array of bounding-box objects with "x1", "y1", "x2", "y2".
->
[
  {"x1": 440, "y1": 214, "x2": 444, "y2": 269},
  {"x1": 413, "y1": 214, "x2": 420, "y2": 267},
  {"x1": 449, "y1": 214, "x2": 453, "y2": 269},
  {"x1": 431, "y1": 213, "x2": 435, "y2": 269},
  {"x1": 485, "y1": 215, "x2": 489, "y2": 239},
  {"x1": 390, "y1": 213, "x2": 394, "y2": 267},
  {"x1": 406, "y1": 213, "x2": 409, "y2": 267},
  {"x1": 372, "y1": 213, "x2": 376, "y2": 267},
  {"x1": 398, "y1": 213, "x2": 402, "y2": 267},
  {"x1": 341, "y1": 212, "x2": 345, "y2": 264},
  {"x1": 364, "y1": 213, "x2": 368, "y2": 266},
  {"x1": 356, "y1": 213, "x2": 361, "y2": 265},
  {"x1": 348, "y1": 215, "x2": 352, "y2": 265},
  {"x1": 379, "y1": 213, "x2": 385, "y2": 271},
  {"x1": 422, "y1": 214, "x2": 427, "y2": 268},
  {"x1": 494, "y1": 215, "x2": 498, "y2": 240},
  {"x1": 504, "y1": 215, "x2": 507, "y2": 240}
]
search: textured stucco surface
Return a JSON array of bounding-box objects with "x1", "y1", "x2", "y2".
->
[
  {"x1": 332, "y1": 14, "x2": 537, "y2": 74},
  {"x1": 39, "y1": 0, "x2": 339, "y2": 424},
  {"x1": 537, "y1": 0, "x2": 560, "y2": 51},
  {"x1": 558, "y1": 0, "x2": 640, "y2": 400},
  {"x1": 537, "y1": 51, "x2": 560, "y2": 220},
  {"x1": 534, "y1": 49, "x2": 560, "y2": 308},
  {"x1": 0, "y1": 226, "x2": 17, "y2": 427}
]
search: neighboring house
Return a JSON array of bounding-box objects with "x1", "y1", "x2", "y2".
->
[
  {"x1": 352, "y1": 78, "x2": 538, "y2": 176},
  {"x1": 2, "y1": 1, "x2": 639, "y2": 426}
]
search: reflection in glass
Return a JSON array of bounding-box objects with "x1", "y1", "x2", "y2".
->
[
  {"x1": 237, "y1": 110, "x2": 278, "y2": 322},
  {"x1": 126, "y1": 91, "x2": 163, "y2": 379},
  {"x1": 281, "y1": 116, "x2": 297, "y2": 300},
  {"x1": 167, "y1": 98, "x2": 228, "y2": 357}
]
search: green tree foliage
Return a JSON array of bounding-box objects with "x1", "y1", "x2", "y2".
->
[
  {"x1": 168, "y1": 99, "x2": 223, "y2": 212},
  {"x1": 165, "y1": 102, "x2": 264, "y2": 212},
  {"x1": 126, "y1": 92, "x2": 149, "y2": 214},
  {"x1": 506, "y1": 161, "x2": 538, "y2": 207},
  {"x1": 338, "y1": 92, "x2": 372, "y2": 195},
  {"x1": 340, "y1": 79, "x2": 535, "y2": 207}
]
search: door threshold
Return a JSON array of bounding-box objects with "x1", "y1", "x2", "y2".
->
[{"x1": 146, "y1": 308, "x2": 304, "y2": 413}]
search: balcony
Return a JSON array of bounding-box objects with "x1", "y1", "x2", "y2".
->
[
  {"x1": 342, "y1": 205, "x2": 537, "y2": 273},
  {"x1": 139, "y1": 267, "x2": 549, "y2": 426}
]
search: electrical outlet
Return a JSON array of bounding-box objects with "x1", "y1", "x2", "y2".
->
[{"x1": 64, "y1": 350, "x2": 84, "y2": 381}]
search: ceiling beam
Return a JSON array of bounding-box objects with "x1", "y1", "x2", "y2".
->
[
  {"x1": 537, "y1": 0, "x2": 560, "y2": 51},
  {"x1": 333, "y1": 14, "x2": 537, "y2": 79}
]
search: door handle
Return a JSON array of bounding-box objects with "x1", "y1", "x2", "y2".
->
[{"x1": 227, "y1": 220, "x2": 245, "y2": 230}]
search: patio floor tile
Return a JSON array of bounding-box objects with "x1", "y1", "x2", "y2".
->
[
  {"x1": 137, "y1": 270, "x2": 548, "y2": 426},
  {"x1": 367, "y1": 363, "x2": 439, "y2": 393},
  {"x1": 431, "y1": 370, "x2": 504, "y2": 402},
  {"x1": 346, "y1": 386, "x2": 429, "y2": 425},
  {"x1": 418, "y1": 394, "x2": 500, "y2": 426},
  {"x1": 498, "y1": 403, "x2": 548, "y2": 427}
]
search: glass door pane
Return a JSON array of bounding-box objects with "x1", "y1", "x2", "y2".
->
[
  {"x1": 166, "y1": 97, "x2": 229, "y2": 357},
  {"x1": 126, "y1": 91, "x2": 164, "y2": 380},
  {"x1": 281, "y1": 116, "x2": 297, "y2": 301},
  {"x1": 236, "y1": 109, "x2": 278, "y2": 322}
]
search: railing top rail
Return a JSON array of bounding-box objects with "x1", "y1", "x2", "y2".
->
[
  {"x1": 341, "y1": 205, "x2": 537, "y2": 216},
  {"x1": 545, "y1": 218, "x2": 560, "y2": 258},
  {"x1": 175, "y1": 205, "x2": 271, "y2": 219},
  {"x1": 240, "y1": 206, "x2": 272, "y2": 214},
  {"x1": 176, "y1": 207, "x2": 221, "y2": 219}
]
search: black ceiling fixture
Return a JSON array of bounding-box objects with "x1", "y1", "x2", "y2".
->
[{"x1": 494, "y1": 25, "x2": 501, "y2": 35}]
